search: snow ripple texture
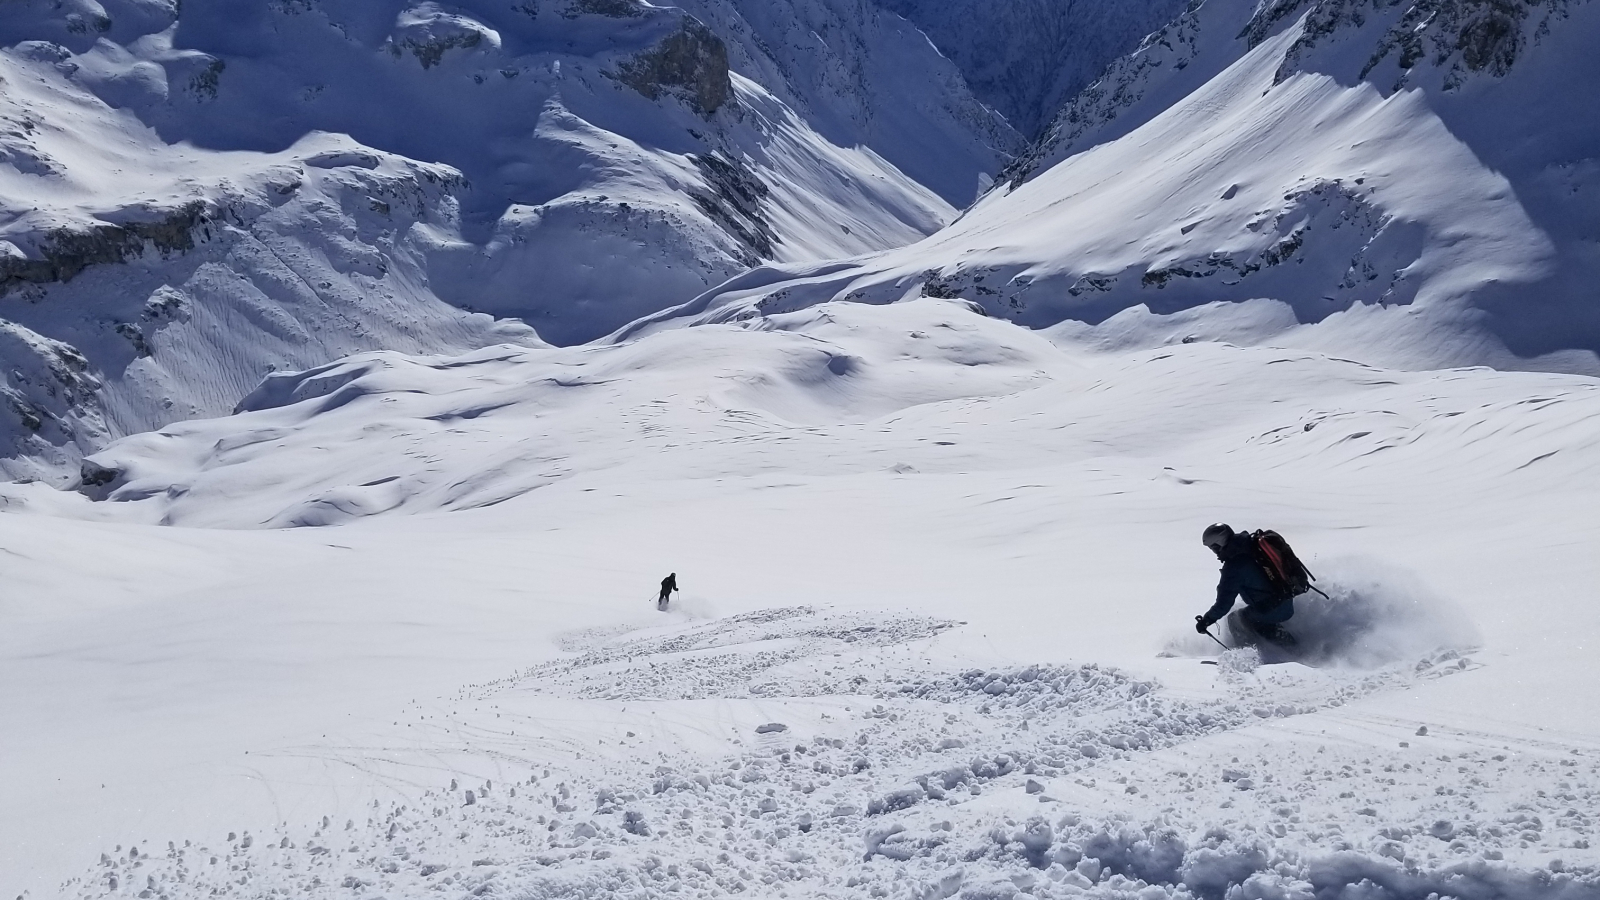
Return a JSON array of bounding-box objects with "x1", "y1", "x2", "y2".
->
[{"x1": 60, "y1": 609, "x2": 1598, "y2": 900}]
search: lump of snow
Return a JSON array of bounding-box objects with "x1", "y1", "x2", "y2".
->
[
  {"x1": 1218, "y1": 647, "x2": 1261, "y2": 675},
  {"x1": 755, "y1": 722, "x2": 788, "y2": 734},
  {"x1": 867, "y1": 785, "x2": 925, "y2": 815},
  {"x1": 863, "y1": 824, "x2": 908, "y2": 861},
  {"x1": 1017, "y1": 819, "x2": 1053, "y2": 854}
]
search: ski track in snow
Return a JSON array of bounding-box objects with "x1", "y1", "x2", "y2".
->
[{"x1": 59, "y1": 608, "x2": 1600, "y2": 900}]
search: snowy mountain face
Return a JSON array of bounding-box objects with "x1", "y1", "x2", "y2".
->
[
  {"x1": 0, "y1": 0, "x2": 1020, "y2": 479},
  {"x1": 666, "y1": 0, "x2": 1600, "y2": 375},
  {"x1": 877, "y1": 0, "x2": 1190, "y2": 138},
  {"x1": 668, "y1": 0, "x2": 1025, "y2": 202}
]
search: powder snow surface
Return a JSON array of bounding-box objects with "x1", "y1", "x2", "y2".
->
[{"x1": 3, "y1": 299, "x2": 1598, "y2": 899}]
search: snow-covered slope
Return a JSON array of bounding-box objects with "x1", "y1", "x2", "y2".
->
[
  {"x1": 0, "y1": 0, "x2": 1020, "y2": 479},
  {"x1": 6, "y1": 2, "x2": 1600, "y2": 898},
  {"x1": 651, "y1": 0, "x2": 1600, "y2": 374},
  {"x1": 877, "y1": 0, "x2": 1189, "y2": 138},
  {"x1": 5, "y1": 299, "x2": 1599, "y2": 898}
]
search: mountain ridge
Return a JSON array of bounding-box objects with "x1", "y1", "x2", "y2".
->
[{"x1": 644, "y1": 0, "x2": 1600, "y2": 375}]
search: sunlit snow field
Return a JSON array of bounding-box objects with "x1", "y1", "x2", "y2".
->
[{"x1": 3, "y1": 298, "x2": 1597, "y2": 899}]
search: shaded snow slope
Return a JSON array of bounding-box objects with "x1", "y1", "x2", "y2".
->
[
  {"x1": 644, "y1": 0, "x2": 1600, "y2": 374},
  {"x1": 0, "y1": 0, "x2": 1019, "y2": 478},
  {"x1": 4, "y1": 300, "x2": 1598, "y2": 898},
  {"x1": 877, "y1": 0, "x2": 1189, "y2": 138},
  {"x1": 670, "y1": 0, "x2": 1025, "y2": 204}
]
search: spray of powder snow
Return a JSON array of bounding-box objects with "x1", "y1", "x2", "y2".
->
[
  {"x1": 1287, "y1": 556, "x2": 1480, "y2": 667},
  {"x1": 657, "y1": 593, "x2": 719, "y2": 621},
  {"x1": 1162, "y1": 557, "x2": 1478, "y2": 668}
]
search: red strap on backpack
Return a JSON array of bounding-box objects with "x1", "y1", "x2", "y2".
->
[{"x1": 1255, "y1": 534, "x2": 1290, "y2": 594}]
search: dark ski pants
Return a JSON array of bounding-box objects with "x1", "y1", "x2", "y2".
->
[{"x1": 1240, "y1": 597, "x2": 1294, "y2": 632}]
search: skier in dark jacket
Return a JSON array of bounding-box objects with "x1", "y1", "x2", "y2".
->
[
  {"x1": 1195, "y1": 524, "x2": 1295, "y2": 644},
  {"x1": 658, "y1": 573, "x2": 677, "y2": 610}
]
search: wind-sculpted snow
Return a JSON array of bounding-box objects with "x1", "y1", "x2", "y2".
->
[
  {"x1": 71, "y1": 299, "x2": 1600, "y2": 532},
  {"x1": 55, "y1": 608, "x2": 1593, "y2": 900},
  {"x1": 664, "y1": 0, "x2": 1600, "y2": 373},
  {"x1": 74, "y1": 299, "x2": 1067, "y2": 526}
]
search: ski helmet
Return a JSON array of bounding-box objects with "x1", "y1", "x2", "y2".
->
[{"x1": 1201, "y1": 523, "x2": 1234, "y2": 551}]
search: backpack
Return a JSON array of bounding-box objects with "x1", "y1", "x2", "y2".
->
[{"x1": 1250, "y1": 530, "x2": 1323, "y2": 601}]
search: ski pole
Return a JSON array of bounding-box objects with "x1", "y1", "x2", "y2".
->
[{"x1": 1196, "y1": 617, "x2": 1229, "y2": 651}]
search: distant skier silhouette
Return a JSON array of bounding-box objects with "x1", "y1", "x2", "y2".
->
[
  {"x1": 657, "y1": 573, "x2": 677, "y2": 611},
  {"x1": 1194, "y1": 523, "x2": 1300, "y2": 646}
]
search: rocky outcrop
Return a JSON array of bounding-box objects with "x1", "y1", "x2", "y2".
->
[
  {"x1": 564, "y1": 0, "x2": 645, "y2": 17},
  {"x1": 389, "y1": 5, "x2": 500, "y2": 70},
  {"x1": 1250, "y1": 0, "x2": 1580, "y2": 89},
  {"x1": 0, "y1": 202, "x2": 212, "y2": 296},
  {"x1": 613, "y1": 18, "x2": 730, "y2": 116},
  {"x1": 1008, "y1": 0, "x2": 1582, "y2": 190},
  {"x1": 688, "y1": 153, "x2": 775, "y2": 263},
  {"x1": 0, "y1": 319, "x2": 106, "y2": 481}
]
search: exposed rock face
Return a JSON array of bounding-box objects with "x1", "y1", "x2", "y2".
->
[
  {"x1": 688, "y1": 154, "x2": 775, "y2": 263},
  {"x1": 0, "y1": 319, "x2": 107, "y2": 481},
  {"x1": 1247, "y1": 0, "x2": 1579, "y2": 88},
  {"x1": 389, "y1": 5, "x2": 499, "y2": 69},
  {"x1": 1009, "y1": 0, "x2": 1583, "y2": 190},
  {"x1": 0, "y1": 202, "x2": 212, "y2": 295},
  {"x1": 613, "y1": 18, "x2": 731, "y2": 116},
  {"x1": 565, "y1": 0, "x2": 645, "y2": 17}
]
